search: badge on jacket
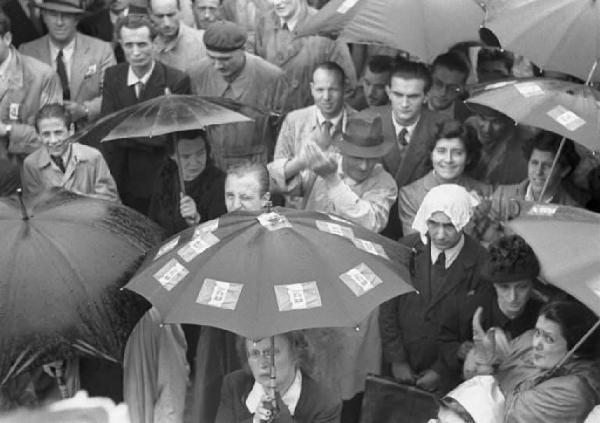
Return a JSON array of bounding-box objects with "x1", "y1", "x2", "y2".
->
[
  {"x1": 84, "y1": 64, "x2": 97, "y2": 78},
  {"x1": 9, "y1": 103, "x2": 20, "y2": 121}
]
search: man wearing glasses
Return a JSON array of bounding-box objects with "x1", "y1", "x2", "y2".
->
[{"x1": 428, "y1": 51, "x2": 471, "y2": 122}]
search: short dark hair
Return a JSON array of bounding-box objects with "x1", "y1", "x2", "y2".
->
[
  {"x1": 226, "y1": 161, "x2": 270, "y2": 197},
  {"x1": 477, "y1": 47, "x2": 514, "y2": 73},
  {"x1": 115, "y1": 13, "x2": 158, "y2": 41},
  {"x1": 481, "y1": 235, "x2": 540, "y2": 284},
  {"x1": 236, "y1": 331, "x2": 315, "y2": 375},
  {"x1": 539, "y1": 301, "x2": 598, "y2": 358},
  {"x1": 313, "y1": 61, "x2": 346, "y2": 87},
  {"x1": 523, "y1": 131, "x2": 580, "y2": 173},
  {"x1": 35, "y1": 103, "x2": 72, "y2": 131},
  {"x1": 438, "y1": 397, "x2": 475, "y2": 423},
  {"x1": 365, "y1": 55, "x2": 393, "y2": 76},
  {"x1": 427, "y1": 120, "x2": 481, "y2": 172},
  {"x1": 0, "y1": 10, "x2": 11, "y2": 36},
  {"x1": 167, "y1": 130, "x2": 208, "y2": 156},
  {"x1": 431, "y1": 51, "x2": 470, "y2": 82},
  {"x1": 390, "y1": 59, "x2": 432, "y2": 92}
]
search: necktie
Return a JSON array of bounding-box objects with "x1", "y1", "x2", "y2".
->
[
  {"x1": 56, "y1": 49, "x2": 70, "y2": 100},
  {"x1": 320, "y1": 120, "x2": 333, "y2": 147},
  {"x1": 397, "y1": 127, "x2": 408, "y2": 146},
  {"x1": 435, "y1": 251, "x2": 446, "y2": 272},
  {"x1": 135, "y1": 81, "x2": 144, "y2": 99},
  {"x1": 52, "y1": 155, "x2": 66, "y2": 173}
]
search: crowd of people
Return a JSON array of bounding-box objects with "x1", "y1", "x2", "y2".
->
[{"x1": 0, "y1": 0, "x2": 600, "y2": 422}]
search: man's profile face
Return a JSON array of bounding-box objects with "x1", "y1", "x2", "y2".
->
[
  {"x1": 362, "y1": 68, "x2": 390, "y2": 107},
  {"x1": 194, "y1": 0, "x2": 222, "y2": 29},
  {"x1": 494, "y1": 279, "x2": 532, "y2": 319},
  {"x1": 386, "y1": 76, "x2": 427, "y2": 126},
  {"x1": 473, "y1": 112, "x2": 512, "y2": 148},
  {"x1": 273, "y1": 0, "x2": 300, "y2": 20},
  {"x1": 225, "y1": 173, "x2": 264, "y2": 211},
  {"x1": 429, "y1": 65, "x2": 466, "y2": 111},
  {"x1": 527, "y1": 148, "x2": 568, "y2": 196},
  {"x1": 341, "y1": 155, "x2": 377, "y2": 183},
  {"x1": 120, "y1": 26, "x2": 154, "y2": 71},
  {"x1": 38, "y1": 116, "x2": 73, "y2": 158},
  {"x1": 151, "y1": 0, "x2": 181, "y2": 39},
  {"x1": 426, "y1": 211, "x2": 461, "y2": 251},
  {"x1": 43, "y1": 10, "x2": 79, "y2": 44},
  {"x1": 310, "y1": 68, "x2": 344, "y2": 119},
  {"x1": 206, "y1": 48, "x2": 245, "y2": 79}
]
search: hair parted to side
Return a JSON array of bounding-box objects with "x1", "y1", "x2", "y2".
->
[
  {"x1": 313, "y1": 61, "x2": 346, "y2": 87},
  {"x1": 390, "y1": 59, "x2": 433, "y2": 92},
  {"x1": 35, "y1": 103, "x2": 72, "y2": 131},
  {"x1": 226, "y1": 161, "x2": 270, "y2": 197},
  {"x1": 426, "y1": 120, "x2": 481, "y2": 172},
  {"x1": 115, "y1": 13, "x2": 158, "y2": 41}
]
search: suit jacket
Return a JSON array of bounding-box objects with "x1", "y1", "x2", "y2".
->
[
  {"x1": 215, "y1": 369, "x2": 342, "y2": 423},
  {"x1": 1, "y1": 0, "x2": 46, "y2": 48},
  {"x1": 364, "y1": 106, "x2": 449, "y2": 240},
  {"x1": 20, "y1": 32, "x2": 116, "y2": 122},
  {"x1": 99, "y1": 61, "x2": 190, "y2": 209},
  {"x1": 0, "y1": 48, "x2": 62, "y2": 156},
  {"x1": 379, "y1": 233, "x2": 487, "y2": 381}
]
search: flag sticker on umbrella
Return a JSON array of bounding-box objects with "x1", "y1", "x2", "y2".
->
[
  {"x1": 316, "y1": 220, "x2": 355, "y2": 239},
  {"x1": 340, "y1": 263, "x2": 382, "y2": 297},
  {"x1": 196, "y1": 278, "x2": 243, "y2": 310},
  {"x1": 154, "y1": 258, "x2": 189, "y2": 291},
  {"x1": 352, "y1": 238, "x2": 389, "y2": 259},
  {"x1": 547, "y1": 105, "x2": 586, "y2": 131},
  {"x1": 515, "y1": 82, "x2": 544, "y2": 97},
  {"x1": 178, "y1": 232, "x2": 220, "y2": 262},
  {"x1": 154, "y1": 236, "x2": 180, "y2": 260},
  {"x1": 528, "y1": 204, "x2": 558, "y2": 216},
  {"x1": 194, "y1": 218, "x2": 219, "y2": 237},
  {"x1": 274, "y1": 282, "x2": 322, "y2": 311},
  {"x1": 257, "y1": 212, "x2": 293, "y2": 231}
]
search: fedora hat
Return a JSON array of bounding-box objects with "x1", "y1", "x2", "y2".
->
[
  {"x1": 35, "y1": 0, "x2": 85, "y2": 14},
  {"x1": 338, "y1": 115, "x2": 392, "y2": 158}
]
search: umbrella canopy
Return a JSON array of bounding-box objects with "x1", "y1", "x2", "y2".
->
[
  {"x1": 481, "y1": 0, "x2": 600, "y2": 82},
  {"x1": 506, "y1": 202, "x2": 600, "y2": 315},
  {"x1": 465, "y1": 77, "x2": 600, "y2": 151},
  {"x1": 0, "y1": 190, "x2": 163, "y2": 384},
  {"x1": 72, "y1": 94, "x2": 257, "y2": 145},
  {"x1": 125, "y1": 208, "x2": 414, "y2": 340},
  {"x1": 295, "y1": 0, "x2": 484, "y2": 61}
]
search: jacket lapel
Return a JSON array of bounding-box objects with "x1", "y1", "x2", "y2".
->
[
  {"x1": 380, "y1": 107, "x2": 401, "y2": 176},
  {"x1": 70, "y1": 33, "x2": 87, "y2": 99},
  {"x1": 394, "y1": 112, "x2": 430, "y2": 188},
  {"x1": 140, "y1": 61, "x2": 166, "y2": 100}
]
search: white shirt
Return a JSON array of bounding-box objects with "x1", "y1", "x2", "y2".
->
[
  {"x1": 315, "y1": 109, "x2": 344, "y2": 136},
  {"x1": 280, "y1": 10, "x2": 301, "y2": 31},
  {"x1": 524, "y1": 183, "x2": 555, "y2": 203},
  {"x1": 49, "y1": 37, "x2": 76, "y2": 81},
  {"x1": 391, "y1": 114, "x2": 420, "y2": 147},
  {"x1": 127, "y1": 61, "x2": 156, "y2": 97},
  {"x1": 246, "y1": 369, "x2": 302, "y2": 421},
  {"x1": 430, "y1": 233, "x2": 465, "y2": 269}
]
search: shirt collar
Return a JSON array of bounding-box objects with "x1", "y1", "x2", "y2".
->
[
  {"x1": 49, "y1": 36, "x2": 76, "y2": 61},
  {"x1": 0, "y1": 48, "x2": 13, "y2": 80},
  {"x1": 315, "y1": 108, "x2": 344, "y2": 130},
  {"x1": 430, "y1": 234, "x2": 465, "y2": 269},
  {"x1": 391, "y1": 114, "x2": 420, "y2": 144},
  {"x1": 246, "y1": 369, "x2": 302, "y2": 417},
  {"x1": 280, "y1": 13, "x2": 300, "y2": 31},
  {"x1": 127, "y1": 61, "x2": 155, "y2": 86}
]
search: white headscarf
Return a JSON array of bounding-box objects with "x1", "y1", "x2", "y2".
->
[
  {"x1": 412, "y1": 184, "x2": 479, "y2": 244},
  {"x1": 447, "y1": 375, "x2": 505, "y2": 423}
]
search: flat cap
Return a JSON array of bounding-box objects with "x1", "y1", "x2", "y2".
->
[{"x1": 203, "y1": 21, "x2": 247, "y2": 53}]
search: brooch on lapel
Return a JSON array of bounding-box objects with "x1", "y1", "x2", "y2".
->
[
  {"x1": 84, "y1": 64, "x2": 97, "y2": 78},
  {"x1": 9, "y1": 103, "x2": 20, "y2": 121}
]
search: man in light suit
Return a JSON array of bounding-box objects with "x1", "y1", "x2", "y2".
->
[
  {"x1": 0, "y1": 10, "x2": 62, "y2": 163},
  {"x1": 19, "y1": 0, "x2": 116, "y2": 127},
  {"x1": 365, "y1": 60, "x2": 449, "y2": 239}
]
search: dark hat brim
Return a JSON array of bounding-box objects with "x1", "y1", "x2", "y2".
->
[
  {"x1": 338, "y1": 138, "x2": 394, "y2": 158},
  {"x1": 36, "y1": 2, "x2": 85, "y2": 14}
]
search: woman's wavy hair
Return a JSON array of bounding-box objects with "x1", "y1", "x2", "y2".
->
[
  {"x1": 426, "y1": 120, "x2": 482, "y2": 173},
  {"x1": 236, "y1": 330, "x2": 315, "y2": 375}
]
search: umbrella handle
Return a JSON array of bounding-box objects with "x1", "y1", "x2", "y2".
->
[
  {"x1": 173, "y1": 133, "x2": 186, "y2": 196},
  {"x1": 538, "y1": 137, "x2": 565, "y2": 201}
]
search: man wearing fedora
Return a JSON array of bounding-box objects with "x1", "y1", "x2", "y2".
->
[{"x1": 19, "y1": 0, "x2": 116, "y2": 127}]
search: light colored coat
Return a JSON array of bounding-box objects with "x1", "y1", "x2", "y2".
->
[
  {"x1": 0, "y1": 48, "x2": 62, "y2": 156},
  {"x1": 20, "y1": 32, "x2": 116, "y2": 122},
  {"x1": 153, "y1": 23, "x2": 206, "y2": 72}
]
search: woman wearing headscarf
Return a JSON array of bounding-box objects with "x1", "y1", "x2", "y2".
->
[
  {"x1": 379, "y1": 184, "x2": 489, "y2": 395},
  {"x1": 398, "y1": 120, "x2": 491, "y2": 235},
  {"x1": 467, "y1": 301, "x2": 600, "y2": 423}
]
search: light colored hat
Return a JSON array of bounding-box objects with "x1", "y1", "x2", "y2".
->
[
  {"x1": 447, "y1": 375, "x2": 505, "y2": 423},
  {"x1": 35, "y1": 0, "x2": 85, "y2": 14},
  {"x1": 412, "y1": 184, "x2": 479, "y2": 244}
]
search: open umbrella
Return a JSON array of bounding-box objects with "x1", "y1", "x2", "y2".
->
[
  {"x1": 0, "y1": 190, "x2": 163, "y2": 387},
  {"x1": 125, "y1": 208, "x2": 414, "y2": 339},
  {"x1": 295, "y1": 0, "x2": 484, "y2": 61},
  {"x1": 481, "y1": 0, "x2": 600, "y2": 82},
  {"x1": 465, "y1": 77, "x2": 600, "y2": 152}
]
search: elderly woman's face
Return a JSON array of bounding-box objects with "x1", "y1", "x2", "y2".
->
[
  {"x1": 246, "y1": 335, "x2": 297, "y2": 391},
  {"x1": 532, "y1": 315, "x2": 568, "y2": 369},
  {"x1": 431, "y1": 137, "x2": 467, "y2": 182},
  {"x1": 427, "y1": 211, "x2": 462, "y2": 251}
]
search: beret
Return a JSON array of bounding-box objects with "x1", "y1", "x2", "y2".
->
[{"x1": 203, "y1": 21, "x2": 247, "y2": 52}]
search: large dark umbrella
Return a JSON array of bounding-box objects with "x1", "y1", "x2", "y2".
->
[{"x1": 0, "y1": 190, "x2": 163, "y2": 387}]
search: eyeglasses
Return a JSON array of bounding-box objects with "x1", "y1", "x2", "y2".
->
[{"x1": 247, "y1": 348, "x2": 281, "y2": 360}]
